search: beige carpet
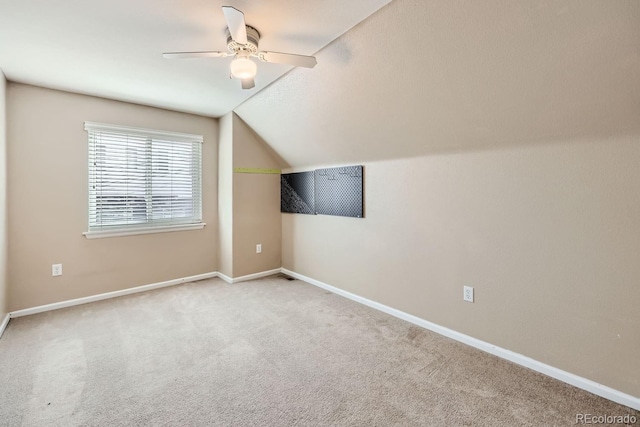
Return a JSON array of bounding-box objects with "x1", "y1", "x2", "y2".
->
[{"x1": 0, "y1": 276, "x2": 637, "y2": 426}]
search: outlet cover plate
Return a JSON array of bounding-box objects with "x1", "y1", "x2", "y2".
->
[
  {"x1": 463, "y1": 286, "x2": 474, "y2": 303},
  {"x1": 52, "y1": 264, "x2": 63, "y2": 277}
]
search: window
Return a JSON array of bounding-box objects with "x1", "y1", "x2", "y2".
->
[{"x1": 83, "y1": 122, "x2": 204, "y2": 238}]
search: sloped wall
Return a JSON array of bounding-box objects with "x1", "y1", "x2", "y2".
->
[{"x1": 237, "y1": 0, "x2": 640, "y2": 397}]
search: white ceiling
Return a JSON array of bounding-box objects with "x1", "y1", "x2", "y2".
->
[
  {"x1": 0, "y1": 0, "x2": 392, "y2": 117},
  {"x1": 236, "y1": 0, "x2": 640, "y2": 167}
]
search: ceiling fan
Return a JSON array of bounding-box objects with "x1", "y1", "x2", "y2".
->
[{"x1": 163, "y1": 6, "x2": 317, "y2": 90}]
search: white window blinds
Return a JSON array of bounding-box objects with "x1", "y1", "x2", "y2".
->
[{"x1": 85, "y1": 122, "x2": 203, "y2": 233}]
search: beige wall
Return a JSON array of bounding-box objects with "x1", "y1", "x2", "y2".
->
[
  {"x1": 7, "y1": 83, "x2": 218, "y2": 311},
  {"x1": 217, "y1": 113, "x2": 282, "y2": 279},
  {"x1": 217, "y1": 113, "x2": 233, "y2": 277},
  {"x1": 0, "y1": 71, "x2": 7, "y2": 319},
  {"x1": 231, "y1": 114, "x2": 282, "y2": 277},
  {"x1": 283, "y1": 136, "x2": 640, "y2": 397},
  {"x1": 235, "y1": 0, "x2": 640, "y2": 399}
]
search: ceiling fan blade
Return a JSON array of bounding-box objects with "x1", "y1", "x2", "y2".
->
[
  {"x1": 257, "y1": 51, "x2": 317, "y2": 68},
  {"x1": 241, "y1": 77, "x2": 255, "y2": 90},
  {"x1": 222, "y1": 6, "x2": 248, "y2": 45},
  {"x1": 163, "y1": 51, "x2": 228, "y2": 59}
]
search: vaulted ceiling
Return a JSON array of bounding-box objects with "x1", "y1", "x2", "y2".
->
[
  {"x1": 2, "y1": 1, "x2": 639, "y2": 168},
  {"x1": 236, "y1": 0, "x2": 640, "y2": 167},
  {"x1": 0, "y1": 0, "x2": 391, "y2": 117}
]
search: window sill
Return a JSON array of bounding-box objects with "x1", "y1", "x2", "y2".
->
[{"x1": 83, "y1": 223, "x2": 206, "y2": 239}]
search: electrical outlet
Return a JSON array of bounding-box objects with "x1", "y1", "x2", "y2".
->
[
  {"x1": 52, "y1": 264, "x2": 63, "y2": 277},
  {"x1": 463, "y1": 286, "x2": 474, "y2": 303},
  {"x1": 256, "y1": 244, "x2": 262, "y2": 254}
]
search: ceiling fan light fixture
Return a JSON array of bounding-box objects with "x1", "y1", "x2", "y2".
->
[
  {"x1": 230, "y1": 56, "x2": 257, "y2": 79},
  {"x1": 162, "y1": 6, "x2": 316, "y2": 90}
]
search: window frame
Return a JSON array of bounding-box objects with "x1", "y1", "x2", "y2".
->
[{"x1": 83, "y1": 121, "x2": 205, "y2": 239}]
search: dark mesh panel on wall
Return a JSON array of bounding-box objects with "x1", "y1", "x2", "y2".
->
[
  {"x1": 314, "y1": 166, "x2": 363, "y2": 218},
  {"x1": 281, "y1": 172, "x2": 315, "y2": 214}
]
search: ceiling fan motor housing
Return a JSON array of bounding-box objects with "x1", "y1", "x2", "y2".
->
[{"x1": 227, "y1": 25, "x2": 260, "y2": 55}]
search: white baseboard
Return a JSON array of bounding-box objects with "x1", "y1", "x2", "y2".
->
[
  {"x1": 8, "y1": 268, "x2": 282, "y2": 318},
  {"x1": 218, "y1": 268, "x2": 281, "y2": 284},
  {"x1": 281, "y1": 268, "x2": 640, "y2": 411},
  {"x1": 6, "y1": 266, "x2": 638, "y2": 410},
  {"x1": 217, "y1": 272, "x2": 233, "y2": 284},
  {"x1": 0, "y1": 313, "x2": 9, "y2": 338},
  {"x1": 9, "y1": 272, "x2": 218, "y2": 318}
]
